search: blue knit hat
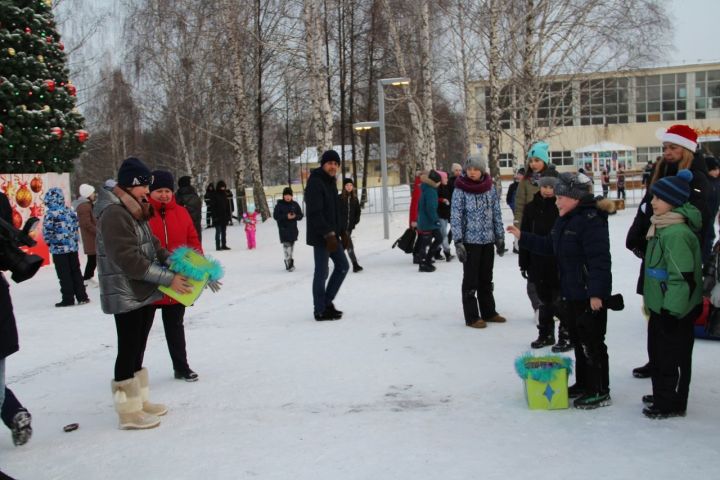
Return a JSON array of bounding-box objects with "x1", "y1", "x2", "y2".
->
[
  {"x1": 118, "y1": 157, "x2": 153, "y2": 187},
  {"x1": 651, "y1": 169, "x2": 693, "y2": 207},
  {"x1": 150, "y1": 170, "x2": 174, "y2": 192},
  {"x1": 528, "y1": 141, "x2": 550, "y2": 164}
]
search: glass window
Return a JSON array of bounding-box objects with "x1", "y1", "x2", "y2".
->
[
  {"x1": 635, "y1": 73, "x2": 687, "y2": 122},
  {"x1": 692, "y1": 70, "x2": 720, "y2": 119},
  {"x1": 550, "y1": 150, "x2": 574, "y2": 166},
  {"x1": 636, "y1": 146, "x2": 662, "y2": 164},
  {"x1": 536, "y1": 81, "x2": 573, "y2": 128},
  {"x1": 579, "y1": 77, "x2": 630, "y2": 125},
  {"x1": 499, "y1": 153, "x2": 515, "y2": 169}
]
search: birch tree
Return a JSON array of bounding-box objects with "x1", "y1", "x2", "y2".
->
[{"x1": 304, "y1": 0, "x2": 334, "y2": 153}]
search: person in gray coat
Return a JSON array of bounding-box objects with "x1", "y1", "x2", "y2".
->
[{"x1": 96, "y1": 157, "x2": 192, "y2": 430}]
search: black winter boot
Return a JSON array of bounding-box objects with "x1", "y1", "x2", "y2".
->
[
  {"x1": 419, "y1": 262, "x2": 436, "y2": 272},
  {"x1": 530, "y1": 332, "x2": 555, "y2": 349},
  {"x1": 352, "y1": 262, "x2": 363, "y2": 273}
]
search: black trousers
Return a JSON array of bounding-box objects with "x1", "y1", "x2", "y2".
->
[
  {"x1": 417, "y1": 229, "x2": 442, "y2": 264},
  {"x1": 461, "y1": 243, "x2": 497, "y2": 323},
  {"x1": 52, "y1": 252, "x2": 88, "y2": 304},
  {"x1": 114, "y1": 305, "x2": 155, "y2": 381},
  {"x1": 536, "y1": 286, "x2": 569, "y2": 339},
  {"x1": 563, "y1": 300, "x2": 609, "y2": 394},
  {"x1": 215, "y1": 223, "x2": 227, "y2": 249},
  {"x1": 83, "y1": 254, "x2": 97, "y2": 280},
  {"x1": 648, "y1": 306, "x2": 698, "y2": 412},
  {"x1": 155, "y1": 304, "x2": 190, "y2": 373},
  {"x1": 1, "y1": 388, "x2": 25, "y2": 429}
]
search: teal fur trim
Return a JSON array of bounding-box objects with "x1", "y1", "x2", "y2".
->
[
  {"x1": 168, "y1": 246, "x2": 225, "y2": 281},
  {"x1": 514, "y1": 352, "x2": 573, "y2": 383}
]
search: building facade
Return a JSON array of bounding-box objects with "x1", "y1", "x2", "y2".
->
[{"x1": 467, "y1": 62, "x2": 720, "y2": 176}]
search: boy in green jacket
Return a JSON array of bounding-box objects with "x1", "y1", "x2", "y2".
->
[{"x1": 643, "y1": 169, "x2": 702, "y2": 419}]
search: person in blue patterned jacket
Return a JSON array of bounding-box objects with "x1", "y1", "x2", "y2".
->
[
  {"x1": 451, "y1": 153, "x2": 507, "y2": 328},
  {"x1": 42, "y1": 187, "x2": 89, "y2": 307}
]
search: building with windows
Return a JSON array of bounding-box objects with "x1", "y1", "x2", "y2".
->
[{"x1": 467, "y1": 62, "x2": 720, "y2": 176}]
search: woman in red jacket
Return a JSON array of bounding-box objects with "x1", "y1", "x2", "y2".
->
[{"x1": 148, "y1": 171, "x2": 202, "y2": 382}]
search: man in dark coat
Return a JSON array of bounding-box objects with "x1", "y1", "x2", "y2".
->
[
  {"x1": 273, "y1": 187, "x2": 304, "y2": 271},
  {"x1": 175, "y1": 176, "x2": 203, "y2": 242},
  {"x1": 305, "y1": 150, "x2": 349, "y2": 321},
  {"x1": 0, "y1": 192, "x2": 33, "y2": 447},
  {"x1": 204, "y1": 184, "x2": 215, "y2": 229},
  {"x1": 212, "y1": 181, "x2": 232, "y2": 250}
]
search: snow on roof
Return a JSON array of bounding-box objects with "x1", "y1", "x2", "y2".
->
[{"x1": 574, "y1": 141, "x2": 636, "y2": 153}]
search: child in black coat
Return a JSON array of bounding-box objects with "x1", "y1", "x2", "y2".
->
[
  {"x1": 508, "y1": 172, "x2": 615, "y2": 410},
  {"x1": 273, "y1": 187, "x2": 304, "y2": 271},
  {"x1": 519, "y1": 175, "x2": 571, "y2": 352}
]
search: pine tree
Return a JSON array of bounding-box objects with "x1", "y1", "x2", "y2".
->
[{"x1": 0, "y1": 0, "x2": 87, "y2": 173}]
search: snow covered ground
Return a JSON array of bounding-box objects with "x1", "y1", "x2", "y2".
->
[{"x1": 2, "y1": 203, "x2": 719, "y2": 479}]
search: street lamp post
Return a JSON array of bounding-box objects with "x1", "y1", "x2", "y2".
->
[{"x1": 353, "y1": 77, "x2": 410, "y2": 240}]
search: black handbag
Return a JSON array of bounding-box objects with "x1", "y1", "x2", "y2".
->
[{"x1": 392, "y1": 228, "x2": 416, "y2": 254}]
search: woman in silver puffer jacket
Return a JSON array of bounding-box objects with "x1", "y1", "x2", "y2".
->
[{"x1": 96, "y1": 157, "x2": 192, "y2": 430}]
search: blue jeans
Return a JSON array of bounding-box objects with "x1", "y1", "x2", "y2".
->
[{"x1": 312, "y1": 244, "x2": 349, "y2": 314}]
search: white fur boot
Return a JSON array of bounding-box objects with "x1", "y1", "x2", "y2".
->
[
  {"x1": 134, "y1": 368, "x2": 168, "y2": 416},
  {"x1": 111, "y1": 377, "x2": 160, "y2": 430}
]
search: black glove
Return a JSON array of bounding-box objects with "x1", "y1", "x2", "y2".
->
[
  {"x1": 605, "y1": 293, "x2": 624, "y2": 311},
  {"x1": 455, "y1": 241, "x2": 467, "y2": 263},
  {"x1": 325, "y1": 232, "x2": 338, "y2": 253},
  {"x1": 495, "y1": 239, "x2": 506, "y2": 257},
  {"x1": 520, "y1": 270, "x2": 528, "y2": 279},
  {"x1": 632, "y1": 248, "x2": 644, "y2": 259}
]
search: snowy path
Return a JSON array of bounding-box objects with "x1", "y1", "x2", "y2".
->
[{"x1": 2, "y1": 206, "x2": 719, "y2": 479}]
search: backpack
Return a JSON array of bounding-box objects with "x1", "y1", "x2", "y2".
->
[{"x1": 392, "y1": 227, "x2": 417, "y2": 254}]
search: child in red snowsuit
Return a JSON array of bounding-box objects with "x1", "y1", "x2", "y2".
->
[{"x1": 243, "y1": 208, "x2": 259, "y2": 249}]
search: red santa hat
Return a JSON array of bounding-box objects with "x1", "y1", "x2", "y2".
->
[{"x1": 656, "y1": 124, "x2": 698, "y2": 152}]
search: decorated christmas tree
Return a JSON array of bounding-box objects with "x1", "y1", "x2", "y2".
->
[{"x1": 0, "y1": 0, "x2": 87, "y2": 173}]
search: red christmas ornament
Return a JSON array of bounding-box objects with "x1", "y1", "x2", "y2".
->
[
  {"x1": 75, "y1": 129, "x2": 89, "y2": 143},
  {"x1": 65, "y1": 83, "x2": 77, "y2": 96},
  {"x1": 16, "y1": 182, "x2": 32, "y2": 208},
  {"x1": 30, "y1": 176, "x2": 43, "y2": 193},
  {"x1": 0, "y1": 122, "x2": 4, "y2": 135},
  {"x1": 44, "y1": 79, "x2": 56, "y2": 92},
  {"x1": 50, "y1": 127, "x2": 63, "y2": 139},
  {"x1": 46, "y1": 36, "x2": 53, "y2": 44},
  {"x1": 12, "y1": 207, "x2": 22, "y2": 229},
  {"x1": 24, "y1": 27, "x2": 32, "y2": 34},
  {"x1": 58, "y1": 42, "x2": 65, "y2": 51}
]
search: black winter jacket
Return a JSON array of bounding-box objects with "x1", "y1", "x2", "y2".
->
[
  {"x1": 437, "y1": 184, "x2": 452, "y2": 220},
  {"x1": 626, "y1": 152, "x2": 712, "y2": 293},
  {"x1": 519, "y1": 192, "x2": 560, "y2": 294},
  {"x1": 305, "y1": 167, "x2": 341, "y2": 247},
  {"x1": 211, "y1": 190, "x2": 232, "y2": 224},
  {"x1": 273, "y1": 199, "x2": 304, "y2": 243},
  {"x1": 175, "y1": 185, "x2": 202, "y2": 235},
  {"x1": 339, "y1": 193, "x2": 361, "y2": 232},
  {"x1": 520, "y1": 196, "x2": 613, "y2": 302},
  {"x1": 0, "y1": 192, "x2": 19, "y2": 359}
]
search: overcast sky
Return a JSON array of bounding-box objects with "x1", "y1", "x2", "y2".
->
[{"x1": 667, "y1": 0, "x2": 720, "y2": 64}]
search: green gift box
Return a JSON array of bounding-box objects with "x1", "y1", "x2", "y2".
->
[
  {"x1": 158, "y1": 247, "x2": 223, "y2": 307},
  {"x1": 515, "y1": 354, "x2": 573, "y2": 410}
]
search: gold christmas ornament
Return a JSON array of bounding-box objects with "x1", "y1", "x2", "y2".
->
[
  {"x1": 45, "y1": 0, "x2": 53, "y2": 7},
  {"x1": 37, "y1": 55, "x2": 44, "y2": 63},
  {"x1": 8, "y1": 48, "x2": 16, "y2": 56},
  {"x1": 42, "y1": 105, "x2": 51, "y2": 113}
]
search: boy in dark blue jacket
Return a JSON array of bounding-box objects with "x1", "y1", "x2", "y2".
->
[{"x1": 508, "y1": 172, "x2": 615, "y2": 409}]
